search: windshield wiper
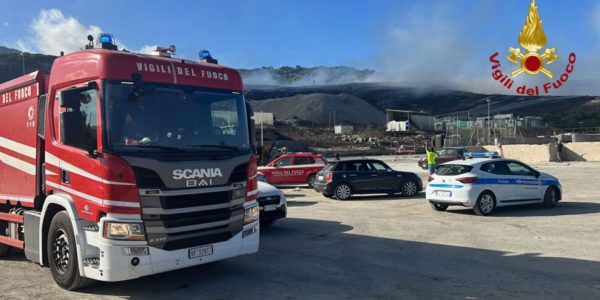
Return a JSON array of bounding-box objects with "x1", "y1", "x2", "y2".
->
[
  {"x1": 126, "y1": 145, "x2": 187, "y2": 152},
  {"x1": 185, "y1": 145, "x2": 241, "y2": 152}
]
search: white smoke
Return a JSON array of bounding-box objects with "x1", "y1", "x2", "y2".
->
[{"x1": 15, "y1": 9, "x2": 152, "y2": 56}]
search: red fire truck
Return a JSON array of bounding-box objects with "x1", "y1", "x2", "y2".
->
[{"x1": 0, "y1": 34, "x2": 260, "y2": 290}]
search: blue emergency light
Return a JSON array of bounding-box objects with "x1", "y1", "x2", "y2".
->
[
  {"x1": 96, "y1": 33, "x2": 118, "y2": 50},
  {"x1": 97, "y1": 33, "x2": 114, "y2": 44},
  {"x1": 199, "y1": 50, "x2": 218, "y2": 64},
  {"x1": 199, "y1": 50, "x2": 212, "y2": 60}
]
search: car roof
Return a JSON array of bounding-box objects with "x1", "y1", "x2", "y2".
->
[
  {"x1": 328, "y1": 158, "x2": 382, "y2": 163},
  {"x1": 439, "y1": 158, "x2": 518, "y2": 167}
]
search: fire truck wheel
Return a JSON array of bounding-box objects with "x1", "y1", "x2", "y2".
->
[
  {"x1": 47, "y1": 211, "x2": 95, "y2": 290},
  {"x1": 0, "y1": 243, "x2": 9, "y2": 257}
]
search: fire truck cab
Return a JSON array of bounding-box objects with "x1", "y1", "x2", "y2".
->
[{"x1": 0, "y1": 34, "x2": 259, "y2": 290}]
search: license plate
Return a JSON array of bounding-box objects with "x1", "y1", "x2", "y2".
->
[
  {"x1": 436, "y1": 191, "x2": 451, "y2": 197},
  {"x1": 264, "y1": 204, "x2": 277, "y2": 211},
  {"x1": 189, "y1": 245, "x2": 213, "y2": 259},
  {"x1": 318, "y1": 175, "x2": 324, "y2": 181}
]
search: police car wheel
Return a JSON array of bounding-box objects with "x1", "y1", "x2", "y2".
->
[
  {"x1": 335, "y1": 183, "x2": 352, "y2": 200},
  {"x1": 474, "y1": 192, "x2": 496, "y2": 216},
  {"x1": 543, "y1": 186, "x2": 559, "y2": 208},
  {"x1": 430, "y1": 202, "x2": 448, "y2": 211}
]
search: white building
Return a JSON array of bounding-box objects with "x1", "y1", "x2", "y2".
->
[
  {"x1": 335, "y1": 125, "x2": 354, "y2": 135},
  {"x1": 253, "y1": 112, "x2": 274, "y2": 126}
]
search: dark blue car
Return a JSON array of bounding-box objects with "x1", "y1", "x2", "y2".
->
[{"x1": 313, "y1": 159, "x2": 423, "y2": 200}]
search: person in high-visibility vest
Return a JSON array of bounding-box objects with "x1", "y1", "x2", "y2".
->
[{"x1": 426, "y1": 146, "x2": 438, "y2": 175}]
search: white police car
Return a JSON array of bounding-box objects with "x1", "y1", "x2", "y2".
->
[{"x1": 426, "y1": 158, "x2": 562, "y2": 216}]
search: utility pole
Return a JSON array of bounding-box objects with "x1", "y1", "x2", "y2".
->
[
  {"x1": 260, "y1": 111, "x2": 264, "y2": 148},
  {"x1": 333, "y1": 111, "x2": 336, "y2": 129},
  {"x1": 20, "y1": 52, "x2": 25, "y2": 75},
  {"x1": 486, "y1": 99, "x2": 491, "y2": 144}
]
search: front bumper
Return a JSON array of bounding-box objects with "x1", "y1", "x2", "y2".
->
[
  {"x1": 260, "y1": 204, "x2": 287, "y2": 222},
  {"x1": 80, "y1": 215, "x2": 259, "y2": 282}
]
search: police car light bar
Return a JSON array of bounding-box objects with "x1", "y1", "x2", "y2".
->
[{"x1": 464, "y1": 151, "x2": 500, "y2": 159}]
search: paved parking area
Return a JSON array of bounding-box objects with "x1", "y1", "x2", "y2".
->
[{"x1": 1, "y1": 160, "x2": 600, "y2": 299}]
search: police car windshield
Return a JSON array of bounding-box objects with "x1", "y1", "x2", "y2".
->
[{"x1": 104, "y1": 82, "x2": 250, "y2": 154}]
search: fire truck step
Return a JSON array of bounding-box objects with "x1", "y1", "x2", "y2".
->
[
  {"x1": 83, "y1": 257, "x2": 100, "y2": 268},
  {"x1": 0, "y1": 212, "x2": 24, "y2": 224},
  {"x1": 0, "y1": 235, "x2": 24, "y2": 249},
  {"x1": 82, "y1": 225, "x2": 99, "y2": 232}
]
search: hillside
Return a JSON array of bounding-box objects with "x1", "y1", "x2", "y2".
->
[
  {"x1": 0, "y1": 49, "x2": 56, "y2": 83},
  {"x1": 245, "y1": 83, "x2": 600, "y2": 127},
  {"x1": 250, "y1": 93, "x2": 386, "y2": 126},
  {"x1": 238, "y1": 66, "x2": 374, "y2": 86}
]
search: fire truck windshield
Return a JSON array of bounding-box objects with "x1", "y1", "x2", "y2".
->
[{"x1": 104, "y1": 82, "x2": 250, "y2": 155}]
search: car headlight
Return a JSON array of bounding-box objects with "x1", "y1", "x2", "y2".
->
[
  {"x1": 244, "y1": 205, "x2": 260, "y2": 225},
  {"x1": 103, "y1": 222, "x2": 146, "y2": 241}
]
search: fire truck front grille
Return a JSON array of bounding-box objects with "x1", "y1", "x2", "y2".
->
[{"x1": 140, "y1": 187, "x2": 245, "y2": 251}]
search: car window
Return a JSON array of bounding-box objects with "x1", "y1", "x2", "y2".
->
[
  {"x1": 294, "y1": 156, "x2": 316, "y2": 165},
  {"x1": 480, "y1": 162, "x2": 511, "y2": 175},
  {"x1": 436, "y1": 164, "x2": 473, "y2": 175},
  {"x1": 369, "y1": 161, "x2": 390, "y2": 171},
  {"x1": 274, "y1": 157, "x2": 292, "y2": 167},
  {"x1": 444, "y1": 149, "x2": 457, "y2": 155},
  {"x1": 335, "y1": 162, "x2": 369, "y2": 172},
  {"x1": 506, "y1": 162, "x2": 534, "y2": 176},
  {"x1": 323, "y1": 163, "x2": 337, "y2": 171}
]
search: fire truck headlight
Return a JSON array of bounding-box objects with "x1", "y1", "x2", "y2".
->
[
  {"x1": 103, "y1": 222, "x2": 145, "y2": 241},
  {"x1": 244, "y1": 205, "x2": 259, "y2": 225}
]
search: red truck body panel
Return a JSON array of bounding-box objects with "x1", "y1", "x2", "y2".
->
[
  {"x1": 0, "y1": 71, "x2": 43, "y2": 208},
  {"x1": 1, "y1": 49, "x2": 246, "y2": 222}
]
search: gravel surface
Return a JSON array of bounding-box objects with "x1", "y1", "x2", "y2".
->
[{"x1": 1, "y1": 160, "x2": 600, "y2": 299}]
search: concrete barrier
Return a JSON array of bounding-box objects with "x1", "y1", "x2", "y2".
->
[
  {"x1": 476, "y1": 142, "x2": 600, "y2": 162},
  {"x1": 482, "y1": 144, "x2": 552, "y2": 162},
  {"x1": 561, "y1": 142, "x2": 600, "y2": 161}
]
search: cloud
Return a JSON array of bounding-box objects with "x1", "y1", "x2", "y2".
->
[
  {"x1": 15, "y1": 9, "x2": 156, "y2": 55},
  {"x1": 136, "y1": 45, "x2": 158, "y2": 55}
]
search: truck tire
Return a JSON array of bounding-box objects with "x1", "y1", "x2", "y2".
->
[
  {"x1": 47, "y1": 211, "x2": 95, "y2": 290},
  {"x1": 0, "y1": 243, "x2": 9, "y2": 257}
]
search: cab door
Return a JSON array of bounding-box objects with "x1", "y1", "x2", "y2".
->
[
  {"x1": 368, "y1": 161, "x2": 397, "y2": 191},
  {"x1": 480, "y1": 161, "x2": 514, "y2": 202},
  {"x1": 506, "y1": 161, "x2": 542, "y2": 202},
  {"x1": 292, "y1": 156, "x2": 316, "y2": 183},
  {"x1": 268, "y1": 156, "x2": 293, "y2": 184}
]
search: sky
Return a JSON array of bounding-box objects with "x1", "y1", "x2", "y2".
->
[{"x1": 1, "y1": 0, "x2": 600, "y2": 91}]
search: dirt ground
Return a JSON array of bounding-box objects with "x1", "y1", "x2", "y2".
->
[{"x1": 1, "y1": 159, "x2": 600, "y2": 299}]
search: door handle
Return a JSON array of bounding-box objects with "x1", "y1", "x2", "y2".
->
[{"x1": 61, "y1": 169, "x2": 70, "y2": 184}]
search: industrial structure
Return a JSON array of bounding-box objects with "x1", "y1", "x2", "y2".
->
[{"x1": 385, "y1": 109, "x2": 435, "y2": 132}]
